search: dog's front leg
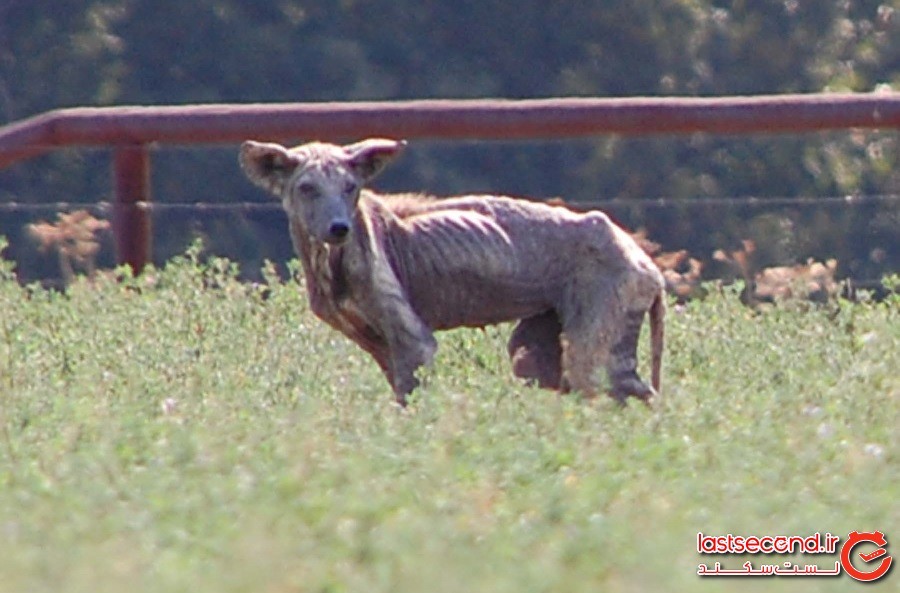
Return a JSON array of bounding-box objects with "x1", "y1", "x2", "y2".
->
[
  {"x1": 366, "y1": 259, "x2": 437, "y2": 405},
  {"x1": 386, "y1": 329, "x2": 437, "y2": 405}
]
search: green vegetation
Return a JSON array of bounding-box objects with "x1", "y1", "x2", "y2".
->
[{"x1": 0, "y1": 243, "x2": 897, "y2": 592}]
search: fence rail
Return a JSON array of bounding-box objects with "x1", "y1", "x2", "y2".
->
[{"x1": 2, "y1": 94, "x2": 900, "y2": 271}]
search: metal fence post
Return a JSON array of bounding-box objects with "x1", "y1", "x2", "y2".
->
[{"x1": 113, "y1": 144, "x2": 151, "y2": 274}]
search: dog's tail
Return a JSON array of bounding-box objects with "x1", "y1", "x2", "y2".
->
[{"x1": 649, "y1": 292, "x2": 665, "y2": 395}]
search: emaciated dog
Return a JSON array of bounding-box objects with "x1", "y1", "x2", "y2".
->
[{"x1": 240, "y1": 139, "x2": 665, "y2": 406}]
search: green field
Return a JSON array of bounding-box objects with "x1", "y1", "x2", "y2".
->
[{"x1": 0, "y1": 242, "x2": 897, "y2": 593}]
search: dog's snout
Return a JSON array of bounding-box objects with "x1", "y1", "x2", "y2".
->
[{"x1": 328, "y1": 221, "x2": 350, "y2": 241}]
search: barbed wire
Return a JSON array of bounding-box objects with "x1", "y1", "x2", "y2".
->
[
  {"x1": 0, "y1": 200, "x2": 276, "y2": 213},
  {"x1": 561, "y1": 194, "x2": 900, "y2": 209},
  {"x1": 1, "y1": 193, "x2": 899, "y2": 213}
]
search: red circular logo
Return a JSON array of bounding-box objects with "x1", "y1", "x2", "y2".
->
[{"x1": 840, "y1": 531, "x2": 893, "y2": 582}]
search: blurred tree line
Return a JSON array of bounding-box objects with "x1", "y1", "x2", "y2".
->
[{"x1": 0, "y1": 0, "x2": 898, "y2": 282}]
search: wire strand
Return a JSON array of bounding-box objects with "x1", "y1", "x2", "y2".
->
[{"x1": 1, "y1": 193, "x2": 899, "y2": 213}]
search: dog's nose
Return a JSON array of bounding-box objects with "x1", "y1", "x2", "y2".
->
[{"x1": 328, "y1": 221, "x2": 350, "y2": 241}]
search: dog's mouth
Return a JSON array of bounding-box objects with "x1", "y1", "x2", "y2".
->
[{"x1": 322, "y1": 233, "x2": 350, "y2": 247}]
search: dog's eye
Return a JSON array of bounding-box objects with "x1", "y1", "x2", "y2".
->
[
  {"x1": 297, "y1": 182, "x2": 318, "y2": 197},
  {"x1": 343, "y1": 181, "x2": 358, "y2": 195}
]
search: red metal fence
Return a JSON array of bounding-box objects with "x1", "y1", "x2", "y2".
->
[{"x1": 1, "y1": 94, "x2": 899, "y2": 272}]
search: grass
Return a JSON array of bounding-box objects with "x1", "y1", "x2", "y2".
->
[{"x1": 0, "y1": 240, "x2": 897, "y2": 593}]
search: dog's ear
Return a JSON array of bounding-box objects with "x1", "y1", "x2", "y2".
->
[
  {"x1": 343, "y1": 138, "x2": 407, "y2": 182},
  {"x1": 239, "y1": 141, "x2": 301, "y2": 196}
]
